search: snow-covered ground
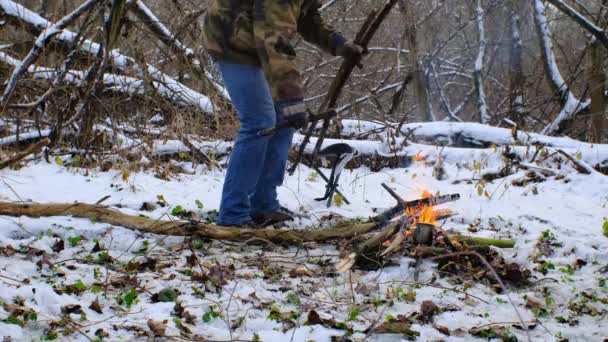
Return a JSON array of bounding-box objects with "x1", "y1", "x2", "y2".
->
[{"x1": 0, "y1": 152, "x2": 607, "y2": 341}]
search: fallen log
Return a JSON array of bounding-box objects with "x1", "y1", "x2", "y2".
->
[
  {"x1": 0, "y1": 202, "x2": 376, "y2": 243},
  {"x1": 0, "y1": 138, "x2": 50, "y2": 170}
]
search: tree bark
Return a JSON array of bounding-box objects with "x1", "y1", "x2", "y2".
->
[
  {"x1": 472, "y1": 0, "x2": 489, "y2": 124},
  {"x1": 588, "y1": 38, "x2": 607, "y2": 143},
  {"x1": 401, "y1": 0, "x2": 434, "y2": 122},
  {"x1": 508, "y1": 0, "x2": 526, "y2": 126}
]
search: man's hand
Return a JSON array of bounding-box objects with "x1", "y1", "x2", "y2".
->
[
  {"x1": 336, "y1": 40, "x2": 366, "y2": 68},
  {"x1": 280, "y1": 101, "x2": 308, "y2": 130}
]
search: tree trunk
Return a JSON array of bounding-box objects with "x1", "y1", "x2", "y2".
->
[
  {"x1": 588, "y1": 1, "x2": 608, "y2": 143},
  {"x1": 534, "y1": 0, "x2": 588, "y2": 135},
  {"x1": 508, "y1": 0, "x2": 526, "y2": 127},
  {"x1": 588, "y1": 39, "x2": 607, "y2": 143},
  {"x1": 401, "y1": 0, "x2": 434, "y2": 122},
  {"x1": 473, "y1": 0, "x2": 489, "y2": 124}
]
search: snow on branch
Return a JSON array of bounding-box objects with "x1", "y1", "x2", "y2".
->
[
  {"x1": 0, "y1": 0, "x2": 103, "y2": 111},
  {"x1": 545, "y1": 0, "x2": 608, "y2": 49},
  {"x1": 0, "y1": 0, "x2": 215, "y2": 113},
  {"x1": 0, "y1": 51, "x2": 207, "y2": 112},
  {"x1": 533, "y1": 0, "x2": 589, "y2": 135}
]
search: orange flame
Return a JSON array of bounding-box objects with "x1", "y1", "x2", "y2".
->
[{"x1": 405, "y1": 190, "x2": 437, "y2": 225}]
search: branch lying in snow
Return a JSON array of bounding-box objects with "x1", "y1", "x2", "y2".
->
[
  {"x1": 0, "y1": 129, "x2": 51, "y2": 146},
  {"x1": 0, "y1": 202, "x2": 377, "y2": 243},
  {"x1": 533, "y1": 0, "x2": 590, "y2": 135},
  {"x1": 340, "y1": 120, "x2": 605, "y2": 151},
  {"x1": 0, "y1": 0, "x2": 215, "y2": 113},
  {"x1": 0, "y1": 138, "x2": 49, "y2": 170},
  {"x1": 0, "y1": 0, "x2": 103, "y2": 112}
]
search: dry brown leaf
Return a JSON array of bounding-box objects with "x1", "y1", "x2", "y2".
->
[
  {"x1": 89, "y1": 297, "x2": 103, "y2": 314},
  {"x1": 147, "y1": 319, "x2": 166, "y2": 337}
]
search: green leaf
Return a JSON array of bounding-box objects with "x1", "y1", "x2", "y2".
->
[
  {"x1": 91, "y1": 284, "x2": 102, "y2": 294},
  {"x1": 157, "y1": 288, "x2": 178, "y2": 302},
  {"x1": 192, "y1": 286, "x2": 205, "y2": 298},
  {"x1": 68, "y1": 236, "x2": 83, "y2": 246},
  {"x1": 401, "y1": 291, "x2": 416, "y2": 303},
  {"x1": 1, "y1": 316, "x2": 24, "y2": 326},
  {"x1": 333, "y1": 194, "x2": 344, "y2": 207},
  {"x1": 54, "y1": 156, "x2": 63, "y2": 166},
  {"x1": 477, "y1": 184, "x2": 484, "y2": 196},
  {"x1": 473, "y1": 160, "x2": 481, "y2": 171},
  {"x1": 118, "y1": 289, "x2": 139, "y2": 308},
  {"x1": 173, "y1": 317, "x2": 183, "y2": 327},
  {"x1": 307, "y1": 172, "x2": 318, "y2": 182},
  {"x1": 195, "y1": 199, "x2": 204, "y2": 210},
  {"x1": 156, "y1": 194, "x2": 167, "y2": 205},
  {"x1": 70, "y1": 279, "x2": 87, "y2": 291},
  {"x1": 286, "y1": 293, "x2": 300, "y2": 306},
  {"x1": 192, "y1": 239, "x2": 205, "y2": 250},
  {"x1": 44, "y1": 332, "x2": 59, "y2": 340},
  {"x1": 172, "y1": 205, "x2": 184, "y2": 216},
  {"x1": 348, "y1": 305, "x2": 360, "y2": 321},
  {"x1": 267, "y1": 306, "x2": 282, "y2": 321},
  {"x1": 576, "y1": 151, "x2": 583, "y2": 161},
  {"x1": 559, "y1": 266, "x2": 575, "y2": 276},
  {"x1": 97, "y1": 251, "x2": 112, "y2": 264},
  {"x1": 202, "y1": 307, "x2": 220, "y2": 323},
  {"x1": 202, "y1": 312, "x2": 213, "y2": 323},
  {"x1": 603, "y1": 218, "x2": 608, "y2": 238}
]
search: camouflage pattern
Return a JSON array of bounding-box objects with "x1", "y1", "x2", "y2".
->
[{"x1": 203, "y1": 0, "x2": 344, "y2": 102}]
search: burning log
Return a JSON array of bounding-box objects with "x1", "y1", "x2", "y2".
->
[
  {"x1": 371, "y1": 185, "x2": 460, "y2": 225},
  {"x1": 337, "y1": 187, "x2": 463, "y2": 272}
]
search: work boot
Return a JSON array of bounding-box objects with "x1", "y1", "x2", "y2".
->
[{"x1": 251, "y1": 206, "x2": 295, "y2": 226}]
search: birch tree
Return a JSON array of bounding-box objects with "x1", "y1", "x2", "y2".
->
[
  {"x1": 472, "y1": 0, "x2": 489, "y2": 124},
  {"x1": 508, "y1": 0, "x2": 525, "y2": 126}
]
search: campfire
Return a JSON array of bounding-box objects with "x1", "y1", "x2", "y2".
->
[
  {"x1": 336, "y1": 184, "x2": 528, "y2": 290},
  {"x1": 407, "y1": 190, "x2": 437, "y2": 224}
]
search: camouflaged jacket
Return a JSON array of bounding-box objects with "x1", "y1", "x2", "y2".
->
[{"x1": 203, "y1": 0, "x2": 345, "y2": 102}]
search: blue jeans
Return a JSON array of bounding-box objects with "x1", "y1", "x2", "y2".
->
[{"x1": 216, "y1": 62, "x2": 295, "y2": 226}]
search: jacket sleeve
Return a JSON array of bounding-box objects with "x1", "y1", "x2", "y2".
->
[
  {"x1": 253, "y1": 0, "x2": 305, "y2": 102},
  {"x1": 298, "y1": 0, "x2": 345, "y2": 55}
]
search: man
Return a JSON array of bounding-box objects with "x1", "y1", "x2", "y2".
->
[{"x1": 203, "y1": 0, "x2": 363, "y2": 227}]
